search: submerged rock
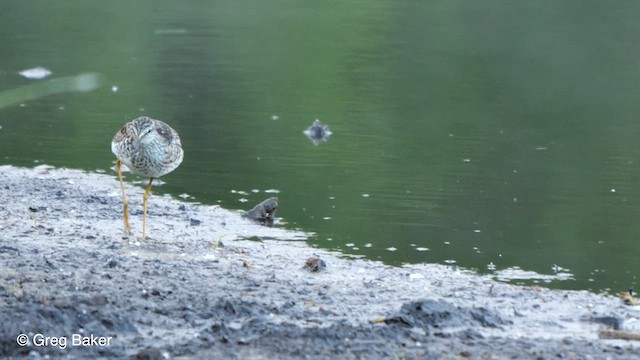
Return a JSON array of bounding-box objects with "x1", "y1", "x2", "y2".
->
[
  {"x1": 242, "y1": 197, "x2": 278, "y2": 226},
  {"x1": 303, "y1": 119, "x2": 332, "y2": 145}
]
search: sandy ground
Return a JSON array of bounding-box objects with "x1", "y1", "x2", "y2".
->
[{"x1": 1, "y1": 165, "x2": 640, "y2": 359}]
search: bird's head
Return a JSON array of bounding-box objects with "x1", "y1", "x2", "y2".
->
[{"x1": 134, "y1": 117, "x2": 156, "y2": 144}]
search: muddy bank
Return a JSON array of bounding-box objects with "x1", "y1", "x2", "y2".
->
[{"x1": 0, "y1": 165, "x2": 639, "y2": 359}]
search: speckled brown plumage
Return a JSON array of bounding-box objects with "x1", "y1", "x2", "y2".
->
[{"x1": 111, "y1": 116, "x2": 184, "y2": 239}]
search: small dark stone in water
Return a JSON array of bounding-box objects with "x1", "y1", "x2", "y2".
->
[
  {"x1": 178, "y1": 204, "x2": 187, "y2": 211},
  {"x1": 190, "y1": 218, "x2": 202, "y2": 226},
  {"x1": 28, "y1": 206, "x2": 39, "y2": 212},
  {"x1": 242, "y1": 197, "x2": 278, "y2": 226},
  {"x1": 304, "y1": 257, "x2": 327, "y2": 272},
  {"x1": 303, "y1": 119, "x2": 332, "y2": 145}
]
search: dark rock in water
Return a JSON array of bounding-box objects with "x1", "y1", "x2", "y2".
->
[
  {"x1": 303, "y1": 119, "x2": 332, "y2": 145},
  {"x1": 304, "y1": 257, "x2": 327, "y2": 272},
  {"x1": 190, "y1": 218, "x2": 202, "y2": 226},
  {"x1": 242, "y1": 197, "x2": 278, "y2": 226}
]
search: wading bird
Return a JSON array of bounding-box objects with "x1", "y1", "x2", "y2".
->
[{"x1": 111, "y1": 116, "x2": 184, "y2": 239}]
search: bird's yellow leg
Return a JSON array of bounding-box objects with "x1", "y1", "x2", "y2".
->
[
  {"x1": 116, "y1": 160, "x2": 131, "y2": 234},
  {"x1": 142, "y1": 177, "x2": 154, "y2": 239}
]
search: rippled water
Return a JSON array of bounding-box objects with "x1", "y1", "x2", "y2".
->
[{"x1": 2, "y1": 1, "x2": 640, "y2": 293}]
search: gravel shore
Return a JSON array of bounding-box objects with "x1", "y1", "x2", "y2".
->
[{"x1": 1, "y1": 165, "x2": 639, "y2": 359}]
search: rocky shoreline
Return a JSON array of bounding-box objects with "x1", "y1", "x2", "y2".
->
[{"x1": 1, "y1": 165, "x2": 639, "y2": 359}]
